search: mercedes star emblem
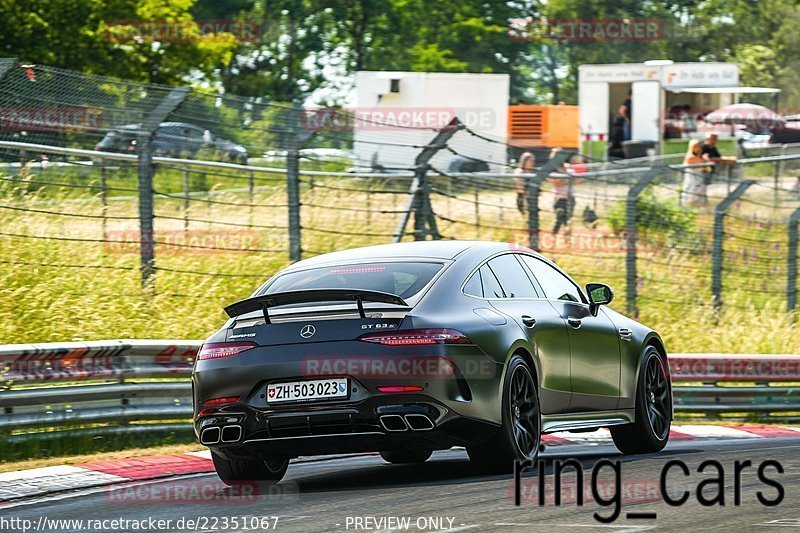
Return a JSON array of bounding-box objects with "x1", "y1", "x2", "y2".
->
[{"x1": 300, "y1": 324, "x2": 316, "y2": 338}]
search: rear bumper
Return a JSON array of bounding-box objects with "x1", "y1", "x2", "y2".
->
[
  {"x1": 192, "y1": 341, "x2": 503, "y2": 458},
  {"x1": 195, "y1": 396, "x2": 499, "y2": 458}
]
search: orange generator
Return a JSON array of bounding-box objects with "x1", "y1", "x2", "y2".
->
[{"x1": 507, "y1": 104, "x2": 580, "y2": 152}]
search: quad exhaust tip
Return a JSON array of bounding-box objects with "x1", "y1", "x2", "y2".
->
[
  {"x1": 200, "y1": 425, "x2": 242, "y2": 445},
  {"x1": 200, "y1": 426, "x2": 220, "y2": 445},
  {"x1": 379, "y1": 414, "x2": 435, "y2": 432},
  {"x1": 379, "y1": 414, "x2": 408, "y2": 432},
  {"x1": 404, "y1": 414, "x2": 435, "y2": 431},
  {"x1": 221, "y1": 425, "x2": 243, "y2": 443}
]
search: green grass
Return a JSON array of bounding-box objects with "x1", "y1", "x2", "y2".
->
[
  {"x1": 1, "y1": 165, "x2": 799, "y2": 355},
  {"x1": 1, "y1": 424, "x2": 196, "y2": 464}
]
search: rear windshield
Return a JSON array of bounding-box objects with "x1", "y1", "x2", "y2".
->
[{"x1": 261, "y1": 262, "x2": 443, "y2": 300}]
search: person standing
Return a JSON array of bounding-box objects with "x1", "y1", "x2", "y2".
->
[
  {"x1": 514, "y1": 151, "x2": 534, "y2": 214},
  {"x1": 619, "y1": 90, "x2": 632, "y2": 141},
  {"x1": 700, "y1": 133, "x2": 737, "y2": 188},
  {"x1": 547, "y1": 148, "x2": 583, "y2": 234},
  {"x1": 701, "y1": 133, "x2": 736, "y2": 163},
  {"x1": 681, "y1": 140, "x2": 710, "y2": 206}
]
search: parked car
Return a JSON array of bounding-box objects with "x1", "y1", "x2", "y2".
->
[
  {"x1": 193, "y1": 241, "x2": 673, "y2": 484},
  {"x1": 769, "y1": 125, "x2": 800, "y2": 144},
  {"x1": 94, "y1": 122, "x2": 248, "y2": 164}
]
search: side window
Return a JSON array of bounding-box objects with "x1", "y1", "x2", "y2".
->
[
  {"x1": 487, "y1": 254, "x2": 540, "y2": 298},
  {"x1": 187, "y1": 126, "x2": 206, "y2": 139},
  {"x1": 157, "y1": 125, "x2": 179, "y2": 137},
  {"x1": 479, "y1": 265, "x2": 505, "y2": 298},
  {"x1": 463, "y1": 270, "x2": 482, "y2": 297},
  {"x1": 519, "y1": 256, "x2": 583, "y2": 303}
]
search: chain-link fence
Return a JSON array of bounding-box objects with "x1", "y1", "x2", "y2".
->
[{"x1": 2, "y1": 58, "x2": 800, "y2": 348}]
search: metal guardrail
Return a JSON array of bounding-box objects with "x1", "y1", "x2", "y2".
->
[
  {"x1": 1, "y1": 341, "x2": 798, "y2": 436},
  {"x1": 0, "y1": 340, "x2": 197, "y2": 432}
]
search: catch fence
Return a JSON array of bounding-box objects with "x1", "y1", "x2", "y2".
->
[{"x1": 2, "y1": 59, "x2": 800, "y2": 346}]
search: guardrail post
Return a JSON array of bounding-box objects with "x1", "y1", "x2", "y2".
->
[
  {"x1": 712, "y1": 180, "x2": 755, "y2": 309},
  {"x1": 394, "y1": 118, "x2": 463, "y2": 242},
  {"x1": 525, "y1": 150, "x2": 571, "y2": 251},
  {"x1": 137, "y1": 87, "x2": 190, "y2": 286},
  {"x1": 625, "y1": 167, "x2": 663, "y2": 315},
  {"x1": 787, "y1": 207, "x2": 800, "y2": 313}
]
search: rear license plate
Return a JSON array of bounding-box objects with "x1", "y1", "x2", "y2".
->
[{"x1": 266, "y1": 378, "x2": 349, "y2": 403}]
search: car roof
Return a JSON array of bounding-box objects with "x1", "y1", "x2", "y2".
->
[
  {"x1": 284, "y1": 241, "x2": 535, "y2": 270},
  {"x1": 160, "y1": 122, "x2": 199, "y2": 128}
]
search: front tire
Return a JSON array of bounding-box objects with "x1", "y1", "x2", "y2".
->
[
  {"x1": 379, "y1": 450, "x2": 432, "y2": 464},
  {"x1": 467, "y1": 355, "x2": 541, "y2": 473},
  {"x1": 211, "y1": 451, "x2": 289, "y2": 485},
  {"x1": 610, "y1": 345, "x2": 672, "y2": 454}
]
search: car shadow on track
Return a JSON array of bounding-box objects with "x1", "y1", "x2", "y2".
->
[{"x1": 281, "y1": 447, "x2": 699, "y2": 494}]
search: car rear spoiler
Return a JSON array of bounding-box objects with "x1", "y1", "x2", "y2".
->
[{"x1": 223, "y1": 289, "x2": 408, "y2": 323}]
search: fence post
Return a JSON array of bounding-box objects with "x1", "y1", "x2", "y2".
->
[
  {"x1": 774, "y1": 145, "x2": 785, "y2": 208},
  {"x1": 287, "y1": 149, "x2": 302, "y2": 262},
  {"x1": 136, "y1": 136, "x2": 156, "y2": 285},
  {"x1": 394, "y1": 118, "x2": 463, "y2": 242},
  {"x1": 137, "y1": 87, "x2": 190, "y2": 286},
  {"x1": 711, "y1": 180, "x2": 754, "y2": 309},
  {"x1": 411, "y1": 166, "x2": 438, "y2": 241},
  {"x1": 248, "y1": 168, "x2": 255, "y2": 226},
  {"x1": 524, "y1": 150, "x2": 571, "y2": 251},
  {"x1": 473, "y1": 177, "x2": 480, "y2": 238},
  {"x1": 99, "y1": 161, "x2": 108, "y2": 240},
  {"x1": 787, "y1": 207, "x2": 800, "y2": 313},
  {"x1": 182, "y1": 166, "x2": 190, "y2": 232},
  {"x1": 0, "y1": 58, "x2": 16, "y2": 75},
  {"x1": 625, "y1": 167, "x2": 664, "y2": 316},
  {"x1": 285, "y1": 125, "x2": 316, "y2": 262}
]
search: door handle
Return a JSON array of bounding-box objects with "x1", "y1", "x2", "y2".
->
[
  {"x1": 521, "y1": 315, "x2": 536, "y2": 327},
  {"x1": 567, "y1": 316, "x2": 582, "y2": 328}
]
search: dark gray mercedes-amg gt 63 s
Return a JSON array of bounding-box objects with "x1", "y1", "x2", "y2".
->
[{"x1": 193, "y1": 241, "x2": 672, "y2": 483}]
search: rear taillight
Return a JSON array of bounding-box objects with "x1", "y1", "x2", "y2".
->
[
  {"x1": 359, "y1": 329, "x2": 471, "y2": 346},
  {"x1": 197, "y1": 342, "x2": 256, "y2": 360},
  {"x1": 376, "y1": 386, "x2": 424, "y2": 393},
  {"x1": 202, "y1": 396, "x2": 240, "y2": 406}
]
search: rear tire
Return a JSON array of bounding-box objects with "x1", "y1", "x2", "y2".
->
[
  {"x1": 467, "y1": 355, "x2": 540, "y2": 473},
  {"x1": 379, "y1": 450, "x2": 432, "y2": 464},
  {"x1": 211, "y1": 451, "x2": 289, "y2": 485},
  {"x1": 610, "y1": 345, "x2": 672, "y2": 454}
]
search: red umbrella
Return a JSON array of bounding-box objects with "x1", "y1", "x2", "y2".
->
[{"x1": 704, "y1": 103, "x2": 785, "y2": 130}]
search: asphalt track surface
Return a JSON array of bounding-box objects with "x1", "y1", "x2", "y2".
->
[{"x1": 2, "y1": 436, "x2": 799, "y2": 532}]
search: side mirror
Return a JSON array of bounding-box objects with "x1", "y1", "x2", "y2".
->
[{"x1": 586, "y1": 282, "x2": 613, "y2": 315}]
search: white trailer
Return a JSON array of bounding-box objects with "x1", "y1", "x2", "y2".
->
[
  {"x1": 578, "y1": 61, "x2": 753, "y2": 156},
  {"x1": 353, "y1": 71, "x2": 509, "y2": 172}
]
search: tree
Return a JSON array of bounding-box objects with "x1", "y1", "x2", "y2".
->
[
  {"x1": 0, "y1": 0, "x2": 240, "y2": 85},
  {"x1": 219, "y1": 0, "x2": 333, "y2": 102}
]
